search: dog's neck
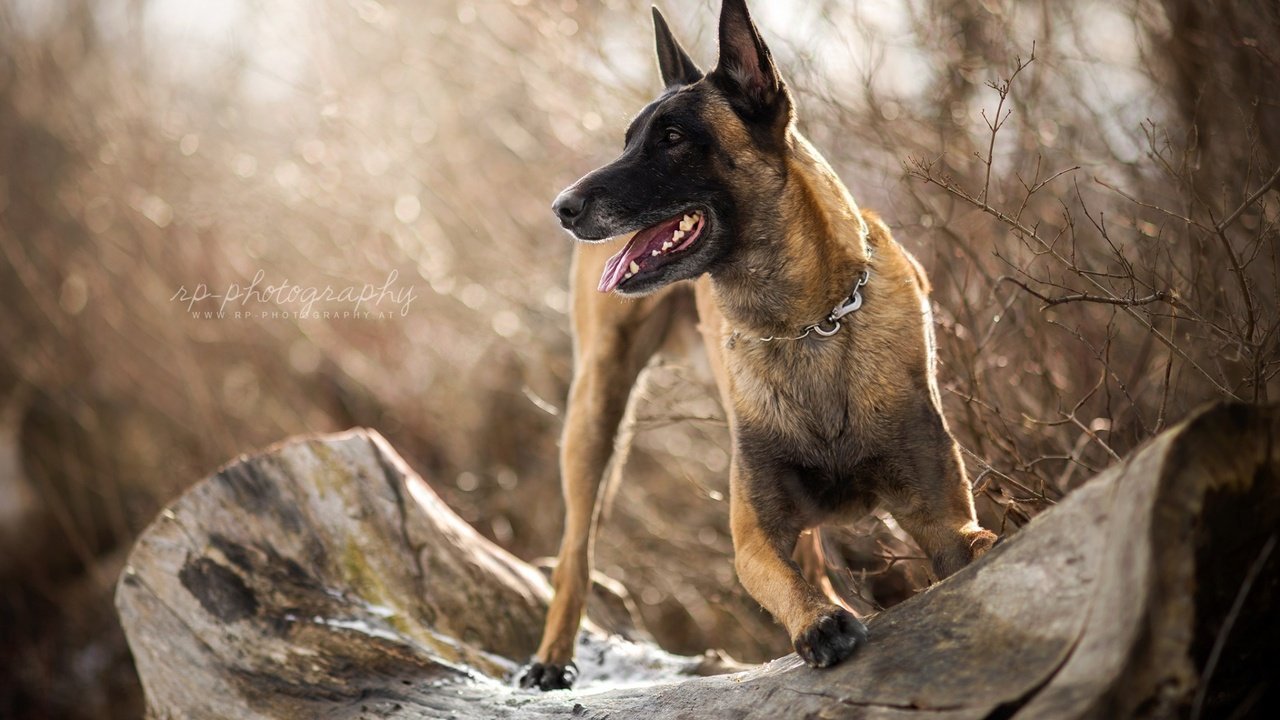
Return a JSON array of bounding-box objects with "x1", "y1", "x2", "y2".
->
[{"x1": 711, "y1": 132, "x2": 871, "y2": 337}]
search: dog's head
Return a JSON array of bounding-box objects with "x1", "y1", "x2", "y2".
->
[{"x1": 553, "y1": 0, "x2": 794, "y2": 296}]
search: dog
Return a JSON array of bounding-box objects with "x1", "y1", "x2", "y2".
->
[{"x1": 519, "y1": 0, "x2": 997, "y2": 690}]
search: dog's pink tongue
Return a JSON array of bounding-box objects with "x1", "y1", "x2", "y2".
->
[
  {"x1": 598, "y1": 240, "x2": 636, "y2": 293},
  {"x1": 598, "y1": 221, "x2": 674, "y2": 293}
]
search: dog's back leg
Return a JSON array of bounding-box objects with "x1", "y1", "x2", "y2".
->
[{"x1": 521, "y1": 241, "x2": 683, "y2": 690}]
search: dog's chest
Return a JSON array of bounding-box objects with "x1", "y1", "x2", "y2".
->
[
  {"x1": 726, "y1": 346, "x2": 907, "y2": 521},
  {"x1": 728, "y1": 342, "x2": 894, "y2": 468}
]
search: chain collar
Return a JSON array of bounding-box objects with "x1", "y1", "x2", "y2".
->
[{"x1": 730, "y1": 267, "x2": 870, "y2": 345}]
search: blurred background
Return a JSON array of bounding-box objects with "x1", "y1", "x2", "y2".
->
[{"x1": 1, "y1": 0, "x2": 1276, "y2": 717}]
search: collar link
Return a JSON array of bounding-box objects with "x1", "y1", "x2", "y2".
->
[{"x1": 730, "y1": 266, "x2": 871, "y2": 345}]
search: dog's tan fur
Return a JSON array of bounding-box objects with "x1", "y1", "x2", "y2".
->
[
  {"x1": 526, "y1": 0, "x2": 995, "y2": 685},
  {"x1": 534, "y1": 205, "x2": 992, "y2": 670}
]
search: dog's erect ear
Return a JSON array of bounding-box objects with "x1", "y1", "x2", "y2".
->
[
  {"x1": 652, "y1": 6, "x2": 702, "y2": 87},
  {"x1": 710, "y1": 0, "x2": 789, "y2": 121}
]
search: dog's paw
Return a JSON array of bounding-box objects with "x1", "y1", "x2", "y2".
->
[
  {"x1": 793, "y1": 608, "x2": 868, "y2": 669},
  {"x1": 970, "y1": 528, "x2": 998, "y2": 557},
  {"x1": 517, "y1": 660, "x2": 578, "y2": 691}
]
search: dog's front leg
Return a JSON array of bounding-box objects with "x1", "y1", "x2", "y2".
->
[
  {"x1": 729, "y1": 463, "x2": 869, "y2": 668},
  {"x1": 519, "y1": 340, "x2": 646, "y2": 690},
  {"x1": 520, "y1": 257, "x2": 679, "y2": 690}
]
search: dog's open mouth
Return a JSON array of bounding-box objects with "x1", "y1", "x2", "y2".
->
[{"x1": 598, "y1": 210, "x2": 706, "y2": 293}]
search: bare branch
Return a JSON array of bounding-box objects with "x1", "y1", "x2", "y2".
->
[{"x1": 998, "y1": 277, "x2": 1177, "y2": 310}]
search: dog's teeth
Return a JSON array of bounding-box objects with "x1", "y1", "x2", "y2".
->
[
  {"x1": 624, "y1": 271, "x2": 633, "y2": 279},
  {"x1": 672, "y1": 230, "x2": 685, "y2": 241},
  {"x1": 652, "y1": 250, "x2": 660, "y2": 256},
  {"x1": 662, "y1": 241, "x2": 673, "y2": 251},
  {"x1": 629, "y1": 261, "x2": 640, "y2": 274},
  {"x1": 680, "y1": 215, "x2": 695, "y2": 231}
]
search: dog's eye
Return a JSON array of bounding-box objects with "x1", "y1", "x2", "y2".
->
[{"x1": 662, "y1": 127, "x2": 684, "y2": 145}]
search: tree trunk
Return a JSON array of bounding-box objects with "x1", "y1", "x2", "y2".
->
[{"x1": 116, "y1": 402, "x2": 1279, "y2": 719}]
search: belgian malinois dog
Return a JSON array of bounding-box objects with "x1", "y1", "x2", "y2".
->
[{"x1": 520, "y1": 0, "x2": 997, "y2": 690}]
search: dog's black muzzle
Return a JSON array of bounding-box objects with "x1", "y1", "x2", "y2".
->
[
  {"x1": 551, "y1": 180, "x2": 626, "y2": 242},
  {"x1": 552, "y1": 187, "x2": 589, "y2": 229}
]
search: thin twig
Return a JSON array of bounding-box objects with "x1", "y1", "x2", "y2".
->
[
  {"x1": 1215, "y1": 164, "x2": 1280, "y2": 233},
  {"x1": 998, "y1": 276, "x2": 1176, "y2": 309}
]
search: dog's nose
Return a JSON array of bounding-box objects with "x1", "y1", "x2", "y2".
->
[{"x1": 553, "y1": 189, "x2": 587, "y2": 227}]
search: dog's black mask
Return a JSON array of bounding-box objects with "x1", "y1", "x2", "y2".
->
[{"x1": 551, "y1": 0, "x2": 792, "y2": 297}]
